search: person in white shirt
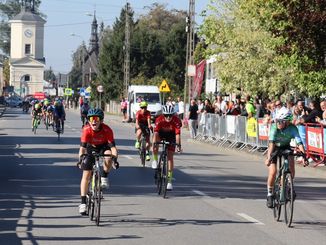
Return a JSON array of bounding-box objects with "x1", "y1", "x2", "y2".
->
[{"x1": 177, "y1": 97, "x2": 185, "y2": 120}]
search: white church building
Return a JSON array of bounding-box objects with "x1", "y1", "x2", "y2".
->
[{"x1": 9, "y1": 2, "x2": 46, "y2": 97}]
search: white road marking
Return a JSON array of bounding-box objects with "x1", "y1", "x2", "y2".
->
[
  {"x1": 123, "y1": 155, "x2": 133, "y2": 160},
  {"x1": 16, "y1": 195, "x2": 30, "y2": 239},
  {"x1": 237, "y1": 213, "x2": 264, "y2": 225},
  {"x1": 192, "y1": 189, "x2": 211, "y2": 198}
]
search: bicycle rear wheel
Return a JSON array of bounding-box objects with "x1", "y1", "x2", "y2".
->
[
  {"x1": 156, "y1": 154, "x2": 163, "y2": 195},
  {"x1": 284, "y1": 173, "x2": 294, "y2": 227},
  {"x1": 94, "y1": 172, "x2": 101, "y2": 226},
  {"x1": 162, "y1": 156, "x2": 168, "y2": 199},
  {"x1": 140, "y1": 138, "x2": 146, "y2": 167},
  {"x1": 89, "y1": 176, "x2": 95, "y2": 221}
]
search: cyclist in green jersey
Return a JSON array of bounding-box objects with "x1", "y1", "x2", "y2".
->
[{"x1": 265, "y1": 107, "x2": 305, "y2": 208}]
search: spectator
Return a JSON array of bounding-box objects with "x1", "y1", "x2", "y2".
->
[
  {"x1": 240, "y1": 102, "x2": 248, "y2": 116},
  {"x1": 316, "y1": 101, "x2": 326, "y2": 124},
  {"x1": 197, "y1": 99, "x2": 204, "y2": 113},
  {"x1": 226, "y1": 101, "x2": 240, "y2": 115},
  {"x1": 213, "y1": 95, "x2": 227, "y2": 115},
  {"x1": 120, "y1": 97, "x2": 128, "y2": 122},
  {"x1": 297, "y1": 100, "x2": 310, "y2": 117},
  {"x1": 286, "y1": 100, "x2": 295, "y2": 113},
  {"x1": 300, "y1": 100, "x2": 323, "y2": 124},
  {"x1": 203, "y1": 99, "x2": 214, "y2": 114},
  {"x1": 177, "y1": 97, "x2": 184, "y2": 120},
  {"x1": 245, "y1": 95, "x2": 256, "y2": 118},
  {"x1": 188, "y1": 99, "x2": 199, "y2": 139},
  {"x1": 292, "y1": 105, "x2": 302, "y2": 126},
  {"x1": 255, "y1": 98, "x2": 265, "y2": 119},
  {"x1": 166, "y1": 96, "x2": 173, "y2": 106}
]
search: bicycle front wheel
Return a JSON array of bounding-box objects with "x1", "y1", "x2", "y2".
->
[
  {"x1": 284, "y1": 173, "x2": 294, "y2": 227},
  {"x1": 162, "y1": 157, "x2": 168, "y2": 199},
  {"x1": 156, "y1": 155, "x2": 163, "y2": 195},
  {"x1": 94, "y1": 173, "x2": 101, "y2": 226}
]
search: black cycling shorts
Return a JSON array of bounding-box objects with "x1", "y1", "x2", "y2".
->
[{"x1": 81, "y1": 144, "x2": 111, "y2": 171}]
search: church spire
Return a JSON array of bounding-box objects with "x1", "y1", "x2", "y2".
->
[{"x1": 89, "y1": 11, "x2": 99, "y2": 55}]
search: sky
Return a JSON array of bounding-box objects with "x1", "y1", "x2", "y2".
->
[{"x1": 39, "y1": 0, "x2": 211, "y2": 74}]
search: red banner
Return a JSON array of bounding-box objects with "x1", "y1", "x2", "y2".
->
[
  {"x1": 34, "y1": 92, "x2": 46, "y2": 100},
  {"x1": 191, "y1": 60, "x2": 206, "y2": 99}
]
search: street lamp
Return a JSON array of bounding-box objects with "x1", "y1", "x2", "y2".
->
[{"x1": 70, "y1": 33, "x2": 86, "y2": 88}]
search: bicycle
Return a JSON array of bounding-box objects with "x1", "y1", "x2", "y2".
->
[
  {"x1": 138, "y1": 126, "x2": 150, "y2": 167},
  {"x1": 32, "y1": 114, "x2": 41, "y2": 134},
  {"x1": 271, "y1": 148, "x2": 307, "y2": 227},
  {"x1": 154, "y1": 140, "x2": 179, "y2": 198},
  {"x1": 80, "y1": 152, "x2": 119, "y2": 226},
  {"x1": 54, "y1": 118, "x2": 64, "y2": 141}
]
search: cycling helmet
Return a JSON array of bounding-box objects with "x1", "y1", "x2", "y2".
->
[
  {"x1": 275, "y1": 107, "x2": 292, "y2": 121},
  {"x1": 44, "y1": 100, "x2": 50, "y2": 106},
  {"x1": 162, "y1": 105, "x2": 174, "y2": 115},
  {"x1": 139, "y1": 101, "x2": 148, "y2": 108},
  {"x1": 35, "y1": 104, "x2": 40, "y2": 109},
  {"x1": 87, "y1": 108, "x2": 104, "y2": 120}
]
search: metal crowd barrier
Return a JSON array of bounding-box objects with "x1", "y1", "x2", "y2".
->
[{"x1": 196, "y1": 114, "x2": 269, "y2": 154}]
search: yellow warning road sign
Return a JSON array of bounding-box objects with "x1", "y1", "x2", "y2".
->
[{"x1": 159, "y1": 79, "x2": 171, "y2": 92}]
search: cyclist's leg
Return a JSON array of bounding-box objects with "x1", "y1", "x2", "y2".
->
[
  {"x1": 151, "y1": 132, "x2": 161, "y2": 168},
  {"x1": 61, "y1": 116, "x2": 64, "y2": 133},
  {"x1": 135, "y1": 127, "x2": 142, "y2": 148},
  {"x1": 289, "y1": 155, "x2": 295, "y2": 179}
]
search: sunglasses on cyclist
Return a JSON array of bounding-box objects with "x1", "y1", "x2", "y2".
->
[
  {"x1": 275, "y1": 119, "x2": 287, "y2": 124},
  {"x1": 140, "y1": 107, "x2": 147, "y2": 109},
  {"x1": 164, "y1": 114, "x2": 173, "y2": 119},
  {"x1": 89, "y1": 116, "x2": 100, "y2": 123}
]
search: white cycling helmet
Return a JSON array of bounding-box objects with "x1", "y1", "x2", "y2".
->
[
  {"x1": 275, "y1": 107, "x2": 292, "y2": 121},
  {"x1": 162, "y1": 105, "x2": 174, "y2": 115}
]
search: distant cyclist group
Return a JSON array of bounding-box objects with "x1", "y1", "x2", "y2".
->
[{"x1": 27, "y1": 97, "x2": 66, "y2": 134}]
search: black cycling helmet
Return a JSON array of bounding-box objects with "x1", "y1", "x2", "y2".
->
[{"x1": 87, "y1": 108, "x2": 104, "y2": 120}]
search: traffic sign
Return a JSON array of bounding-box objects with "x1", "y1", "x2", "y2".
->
[
  {"x1": 64, "y1": 88, "x2": 73, "y2": 96},
  {"x1": 97, "y1": 85, "x2": 104, "y2": 93},
  {"x1": 159, "y1": 79, "x2": 171, "y2": 92}
]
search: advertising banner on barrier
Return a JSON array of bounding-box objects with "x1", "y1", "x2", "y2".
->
[
  {"x1": 227, "y1": 116, "x2": 236, "y2": 134},
  {"x1": 246, "y1": 117, "x2": 257, "y2": 137},
  {"x1": 307, "y1": 126, "x2": 323, "y2": 153},
  {"x1": 258, "y1": 119, "x2": 270, "y2": 140}
]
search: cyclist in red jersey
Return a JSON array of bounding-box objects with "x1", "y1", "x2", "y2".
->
[
  {"x1": 152, "y1": 105, "x2": 182, "y2": 190},
  {"x1": 78, "y1": 108, "x2": 119, "y2": 215},
  {"x1": 135, "y1": 101, "x2": 153, "y2": 161}
]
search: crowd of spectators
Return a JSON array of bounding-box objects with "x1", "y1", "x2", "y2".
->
[{"x1": 184, "y1": 94, "x2": 326, "y2": 140}]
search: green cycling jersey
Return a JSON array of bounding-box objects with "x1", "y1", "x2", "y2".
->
[{"x1": 269, "y1": 123, "x2": 303, "y2": 148}]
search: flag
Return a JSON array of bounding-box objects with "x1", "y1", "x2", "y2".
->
[{"x1": 192, "y1": 60, "x2": 206, "y2": 99}]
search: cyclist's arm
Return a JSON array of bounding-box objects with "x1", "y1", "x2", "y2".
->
[
  {"x1": 79, "y1": 146, "x2": 86, "y2": 159},
  {"x1": 110, "y1": 146, "x2": 118, "y2": 159}
]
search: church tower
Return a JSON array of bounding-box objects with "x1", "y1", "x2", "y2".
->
[{"x1": 8, "y1": 0, "x2": 46, "y2": 97}]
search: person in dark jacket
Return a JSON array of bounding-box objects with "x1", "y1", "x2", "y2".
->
[{"x1": 300, "y1": 100, "x2": 323, "y2": 124}]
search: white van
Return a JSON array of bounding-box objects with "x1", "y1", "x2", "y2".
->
[{"x1": 127, "y1": 85, "x2": 162, "y2": 122}]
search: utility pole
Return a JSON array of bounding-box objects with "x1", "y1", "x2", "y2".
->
[
  {"x1": 184, "y1": 0, "x2": 195, "y2": 106},
  {"x1": 123, "y1": 2, "x2": 130, "y2": 98}
]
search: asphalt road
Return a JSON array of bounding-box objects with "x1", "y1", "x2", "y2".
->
[{"x1": 0, "y1": 107, "x2": 325, "y2": 245}]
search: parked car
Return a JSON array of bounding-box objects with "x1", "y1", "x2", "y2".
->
[{"x1": 5, "y1": 97, "x2": 23, "y2": 107}]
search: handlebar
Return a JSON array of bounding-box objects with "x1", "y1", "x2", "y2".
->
[
  {"x1": 78, "y1": 152, "x2": 119, "y2": 169},
  {"x1": 270, "y1": 148, "x2": 309, "y2": 167}
]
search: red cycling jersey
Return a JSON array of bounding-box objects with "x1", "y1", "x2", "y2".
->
[
  {"x1": 136, "y1": 110, "x2": 151, "y2": 125},
  {"x1": 154, "y1": 115, "x2": 182, "y2": 135},
  {"x1": 81, "y1": 123, "x2": 115, "y2": 147}
]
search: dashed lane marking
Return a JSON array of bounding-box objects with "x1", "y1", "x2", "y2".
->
[{"x1": 237, "y1": 213, "x2": 265, "y2": 225}]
